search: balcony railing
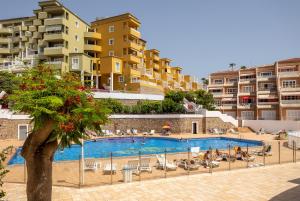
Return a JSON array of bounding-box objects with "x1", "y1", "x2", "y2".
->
[
  {"x1": 278, "y1": 71, "x2": 299, "y2": 77},
  {"x1": 281, "y1": 100, "x2": 300, "y2": 104},
  {"x1": 239, "y1": 78, "x2": 256, "y2": 82},
  {"x1": 258, "y1": 87, "x2": 277, "y2": 92}
]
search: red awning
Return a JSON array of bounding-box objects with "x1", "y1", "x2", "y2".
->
[{"x1": 242, "y1": 96, "x2": 250, "y2": 100}]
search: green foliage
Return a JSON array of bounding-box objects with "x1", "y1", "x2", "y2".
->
[
  {"x1": 162, "y1": 98, "x2": 185, "y2": 113},
  {"x1": 9, "y1": 66, "x2": 110, "y2": 148},
  {"x1": 193, "y1": 89, "x2": 216, "y2": 110},
  {"x1": 0, "y1": 71, "x2": 18, "y2": 94},
  {"x1": 0, "y1": 146, "x2": 13, "y2": 199},
  {"x1": 138, "y1": 100, "x2": 162, "y2": 114},
  {"x1": 99, "y1": 99, "x2": 122, "y2": 113},
  {"x1": 165, "y1": 90, "x2": 185, "y2": 103}
]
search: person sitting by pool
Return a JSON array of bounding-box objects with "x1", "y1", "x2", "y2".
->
[
  {"x1": 235, "y1": 146, "x2": 243, "y2": 160},
  {"x1": 130, "y1": 128, "x2": 134, "y2": 135}
]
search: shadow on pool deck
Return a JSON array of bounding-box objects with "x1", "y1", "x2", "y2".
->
[{"x1": 269, "y1": 178, "x2": 300, "y2": 201}]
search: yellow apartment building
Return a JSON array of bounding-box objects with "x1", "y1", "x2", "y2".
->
[
  {"x1": 208, "y1": 58, "x2": 300, "y2": 120},
  {"x1": 0, "y1": 0, "x2": 201, "y2": 95}
]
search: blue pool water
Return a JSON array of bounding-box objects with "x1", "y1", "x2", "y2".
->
[{"x1": 8, "y1": 137, "x2": 262, "y2": 165}]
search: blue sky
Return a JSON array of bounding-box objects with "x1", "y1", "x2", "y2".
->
[{"x1": 1, "y1": 0, "x2": 299, "y2": 79}]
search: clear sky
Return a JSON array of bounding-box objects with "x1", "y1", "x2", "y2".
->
[{"x1": 1, "y1": 0, "x2": 299, "y2": 80}]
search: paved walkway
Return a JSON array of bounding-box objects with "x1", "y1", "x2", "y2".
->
[{"x1": 4, "y1": 163, "x2": 300, "y2": 201}]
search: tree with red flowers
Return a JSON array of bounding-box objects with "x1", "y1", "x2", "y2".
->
[{"x1": 10, "y1": 66, "x2": 110, "y2": 201}]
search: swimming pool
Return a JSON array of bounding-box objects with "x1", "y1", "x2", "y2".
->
[{"x1": 8, "y1": 137, "x2": 262, "y2": 165}]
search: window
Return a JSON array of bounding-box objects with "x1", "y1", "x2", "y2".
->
[
  {"x1": 214, "y1": 99, "x2": 221, "y2": 106},
  {"x1": 242, "y1": 86, "x2": 253, "y2": 93},
  {"x1": 131, "y1": 77, "x2": 139, "y2": 83},
  {"x1": 109, "y1": 51, "x2": 114, "y2": 56},
  {"x1": 75, "y1": 21, "x2": 79, "y2": 28},
  {"x1": 214, "y1": 79, "x2": 223, "y2": 84},
  {"x1": 115, "y1": 61, "x2": 120, "y2": 72},
  {"x1": 75, "y1": 35, "x2": 79, "y2": 41},
  {"x1": 72, "y1": 57, "x2": 79, "y2": 69},
  {"x1": 108, "y1": 38, "x2": 114, "y2": 45},
  {"x1": 241, "y1": 111, "x2": 254, "y2": 120},
  {"x1": 65, "y1": 26, "x2": 69, "y2": 34},
  {"x1": 287, "y1": 110, "x2": 300, "y2": 120},
  {"x1": 282, "y1": 80, "x2": 296, "y2": 88},
  {"x1": 119, "y1": 76, "x2": 124, "y2": 82},
  {"x1": 226, "y1": 88, "x2": 237, "y2": 94},
  {"x1": 74, "y1": 48, "x2": 78, "y2": 52},
  {"x1": 65, "y1": 41, "x2": 68, "y2": 49},
  {"x1": 66, "y1": 12, "x2": 69, "y2": 20},
  {"x1": 109, "y1": 25, "x2": 115, "y2": 32},
  {"x1": 260, "y1": 72, "x2": 272, "y2": 77}
]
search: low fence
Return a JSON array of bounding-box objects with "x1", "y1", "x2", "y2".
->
[{"x1": 4, "y1": 140, "x2": 300, "y2": 187}]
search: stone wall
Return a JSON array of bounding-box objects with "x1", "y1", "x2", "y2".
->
[
  {"x1": 0, "y1": 118, "x2": 32, "y2": 139},
  {"x1": 104, "y1": 117, "x2": 205, "y2": 134},
  {"x1": 204, "y1": 117, "x2": 235, "y2": 132}
]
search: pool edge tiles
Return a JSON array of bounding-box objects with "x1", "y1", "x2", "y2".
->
[{"x1": 8, "y1": 136, "x2": 263, "y2": 165}]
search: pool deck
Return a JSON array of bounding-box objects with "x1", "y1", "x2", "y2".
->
[
  {"x1": 3, "y1": 162, "x2": 300, "y2": 201},
  {"x1": 2, "y1": 132, "x2": 300, "y2": 200}
]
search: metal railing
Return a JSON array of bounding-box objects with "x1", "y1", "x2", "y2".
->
[{"x1": 5, "y1": 139, "x2": 299, "y2": 188}]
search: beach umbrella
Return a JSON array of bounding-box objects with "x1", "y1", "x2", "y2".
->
[{"x1": 162, "y1": 125, "x2": 171, "y2": 129}]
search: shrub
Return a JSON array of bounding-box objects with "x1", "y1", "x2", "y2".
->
[
  {"x1": 162, "y1": 98, "x2": 185, "y2": 113},
  {"x1": 165, "y1": 90, "x2": 185, "y2": 103},
  {"x1": 99, "y1": 99, "x2": 123, "y2": 113}
]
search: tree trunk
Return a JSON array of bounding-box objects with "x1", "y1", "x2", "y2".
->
[
  {"x1": 26, "y1": 145, "x2": 55, "y2": 201},
  {"x1": 21, "y1": 120, "x2": 58, "y2": 201}
]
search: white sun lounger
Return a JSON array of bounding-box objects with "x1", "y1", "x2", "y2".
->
[
  {"x1": 140, "y1": 157, "x2": 152, "y2": 173},
  {"x1": 127, "y1": 160, "x2": 140, "y2": 175},
  {"x1": 103, "y1": 163, "x2": 117, "y2": 174},
  {"x1": 84, "y1": 159, "x2": 101, "y2": 171},
  {"x1": 156, "y1": 155, "x2": 177, "y2": 171}
]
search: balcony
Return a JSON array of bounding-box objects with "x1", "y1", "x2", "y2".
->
[
  {"x1": 280, "y1": 85, "x2": 300, "y2": 92},
  {"x1": 44, "y1": 18, "x2": 66, "y2": 26},
  {"x1": 153, "y1": 55, "x2": 160, "y2": 61},
  {"x1": 257, "y1": 87, "x2": 277, "y2": 94},
  {"x1": 33, "y1": 32, "x2": 42, "y2": 39},
  {"x1": 128, "y1": 27, "x2": 141, "y2": 38},
  {"x1": 280, "y1": 100, "x2": 300, "y2": 107},
  {"x1": 21, "y1": 26, "x2": 28, "y2": 31},
  {"x1": 38, "y1": 12, "x2": 48, "y2": 19},
  {"x1": 84, "y1": 44, "x2": 102, "y2": 52},
  {"x1": 211, "y1": 92, "x2": 223, "y2": 98},
  {"x1": 38, "y1": 26, "x2": 46, "y2": 33},
  {"x1": 44, "y1": 47, "x2": 67, "y2": 56},
  {"x1": 0, "y1": 38, "x2": 10, "y2": 43},
  {"x1": 257, "y1": 75, "x2": 276, "y2": 81},
  {"x1": 29, "y1": 26, "x2": 36, "y2": 32},
  {"x1": 221, "y1": 104, "x2": 237, "y2": 110},
  {"x1": 0, "y1": 48, "x2": 10, "y2": 54},
  {"x1": 128, "y1": 68, "x2": 141, "y2": 76},
  {"x1": 223, "y1": 81, "x2": 238, "y2": 86},
  {"x1": 84, "y1": 32, "x2": 101, "y2": 40},
  {"x1": 127, "y1": 41, "x2": 141, "y2": 50},
  {"x1": 0, "y1": 27, "x2": 12, "y2": 33},
  {"x1": 239, "y1": 91, "x2": 256, "y2": 96},
  {"x1": 222, "y1": 93, "x2": 237, "y2": 98},
  {"x1": 124, "y1": 54, "x2": 140, "y2": 63},
  {"x1": 44, "y1": 61, "x2": 63, "y2": 70},
  {"x1": 257, "y1": 102, "x2": 278, "y2": 109},
  {"x1": 33, "y1": 19, "x2": 42, "y2": 26},
  {"x1": 237, "y1": 103, "x2": 255, "y2": 109},
  {"x1": 278, "y1": 71, "x2": 300, "y2": 78},
  {"x1": 239, "y1": 78, "x2": 256, "y2": 84},
  {"x1": 44, "y1": 32, "x2": 67, "y2": 41}
]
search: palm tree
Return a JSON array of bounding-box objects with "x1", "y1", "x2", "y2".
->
[
  {"x1": 201, "y1": 77, "x2": 209, "y2": 85},
  {"x1": 229, "y1": 63, "x2": 236, "y2": 71}
]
